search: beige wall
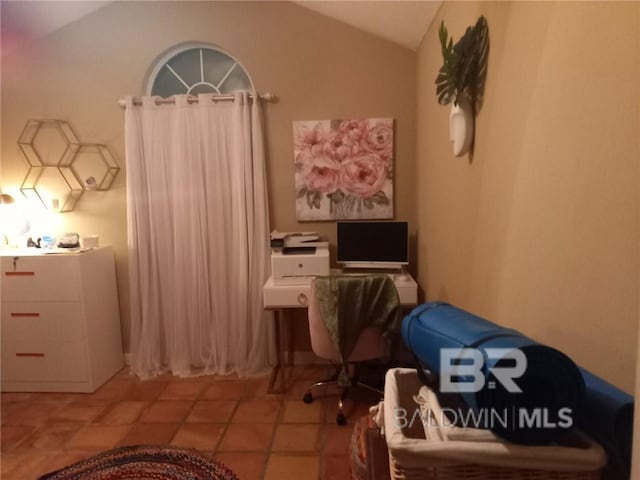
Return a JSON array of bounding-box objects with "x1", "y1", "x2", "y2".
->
[
  {"x1": 1, "y1": 1, "x2": 416, "y2": 352},
  {"x1": 5, "y1": 0, "x2": 636, "y2": 389},
  {"x1": 416, "y1": 1, "x2": 639, "y2": 393}
]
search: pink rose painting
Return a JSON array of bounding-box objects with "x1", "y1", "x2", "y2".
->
[{"x1": 294, "y1": 118, "x2": 394, "y2": 220}]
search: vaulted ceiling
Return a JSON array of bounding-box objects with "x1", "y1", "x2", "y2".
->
[
  {"x1": 1, "y1": 1, "x2": 441, "y2": 52},
  {"x1": 292, "y1": 1, "x2": 442, "y2": 50}
]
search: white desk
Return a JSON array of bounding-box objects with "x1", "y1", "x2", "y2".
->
[{"x1": 263, "y1": 272, "x2": 418, "y2": 393}]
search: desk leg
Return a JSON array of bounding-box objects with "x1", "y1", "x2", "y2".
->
[
  {"x1": 278, "y1": 309, "x2": 287, "y2": 392},
  {"x1": 286, "y1": 312, "x2": 294, "y2": 367},
  {"x1": 268, "y1": 309, "x2": 287, "y2": 394}
]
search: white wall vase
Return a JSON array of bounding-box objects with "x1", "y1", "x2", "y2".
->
[{"x1": 449, "y1": 98, "x2": 474, "y2": 157}]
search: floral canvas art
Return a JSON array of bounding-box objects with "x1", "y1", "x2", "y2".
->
[{"x1": 294, "y1": 118, "x2": 394, "y2": 221}]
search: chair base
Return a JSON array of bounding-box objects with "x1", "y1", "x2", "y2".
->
[{"x1": 303, "y1": 370, "x2": 383, "y2": 426}]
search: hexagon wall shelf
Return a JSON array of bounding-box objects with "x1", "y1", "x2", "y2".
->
[
  {"x1": 17, "y1": 119, "x2": 120, "y2": 212},
  {"x1": 71, "y1": 144, "x2": 120, "y2": 191},
  {"x1": 18, "y1": 119, "x2": 80, "y2": 167}
]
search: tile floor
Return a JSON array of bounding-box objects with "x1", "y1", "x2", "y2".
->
[{"x1": 1, "y1": 365, "x2": 380, "y2": 480}]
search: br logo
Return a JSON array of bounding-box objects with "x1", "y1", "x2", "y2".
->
[{"x1": 439, "y1": 348, "x2": 527, "y2": 393}]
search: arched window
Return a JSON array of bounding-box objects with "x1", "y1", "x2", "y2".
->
[{"x1": 146, "y1": 43, "x2": 254, "y2": 97}]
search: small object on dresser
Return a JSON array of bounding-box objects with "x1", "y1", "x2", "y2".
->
[
  {"x1": 80, "y1": 235, "x2": 99, "y2": 249},
  {"x1": 27, "y1": 237, "x2": 41, "y2": 248},
  {"x1": 58, "y1": 233, "x2": 80, "y2": 248},
  {"x1": 41, "y1": 235, "x2": 56, "y2": 248}
]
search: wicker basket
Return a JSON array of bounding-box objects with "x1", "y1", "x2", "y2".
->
[
  {"x1": 351, "y1": 413, "x2": 393, "y2": 480},
  {"x1": 388, "y1": 455, "x2": 601, "y2": 480},
  {"x1": 382, "y1": 369, "x2": 606, "y2": 480},
  {"x1": 350, "y1": 415, "x2": 369, "y2": 480}
]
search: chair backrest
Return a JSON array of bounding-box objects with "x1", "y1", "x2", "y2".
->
[{"x1": 308, "y1": 278, "x2": 385, "y2": 363}]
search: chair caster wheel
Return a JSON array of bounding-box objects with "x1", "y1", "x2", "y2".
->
[
  {"x1": 303, "y1": 392, "x2": 313, "y2": 404},
  {"x1": 336, "y1": 412, "x2": 347, "y2": 426}
]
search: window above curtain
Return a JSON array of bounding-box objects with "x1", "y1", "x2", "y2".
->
[{"x1": 146, "y1": 43, "x2": 254, "y2": 97}]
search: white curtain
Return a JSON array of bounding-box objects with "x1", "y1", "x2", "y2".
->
[{"x1": 125, "y1": 92, "x2": 273, "y2": 379}]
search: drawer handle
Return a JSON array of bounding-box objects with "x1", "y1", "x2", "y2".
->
[
  {"x1": 5, "y1": 272, "x2": 35, "y2": 276},
  {"x1": 15, "y1": 353, "x2": 45, "y2": 357},
  {"x1": 10, "y1": 313, "x2": 40, "y2": 318},
  {"x1": 297, "y1": 293, "x2": 308, "y2": 305}
]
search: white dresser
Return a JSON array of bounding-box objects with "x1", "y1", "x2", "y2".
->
[{"x1": 1, "y1": 247, "x2": 123, "y2": 392}]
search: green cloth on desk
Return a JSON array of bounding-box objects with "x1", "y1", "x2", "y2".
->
[{"x1": 314, "y1": 275, "x2": 402, "y2": 386}]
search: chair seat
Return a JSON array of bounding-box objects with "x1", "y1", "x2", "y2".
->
[{"x1": 311, "y1": 326, "x2": 385, "y2": 363}]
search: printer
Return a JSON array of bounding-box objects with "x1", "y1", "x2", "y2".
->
[{"x1": 271, "y1": 247, "x2": 330, "y2": 285}]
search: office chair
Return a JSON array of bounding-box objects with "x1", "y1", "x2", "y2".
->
[{"x1": 303, "y1": 277, "x2": 388, "y2": 425}]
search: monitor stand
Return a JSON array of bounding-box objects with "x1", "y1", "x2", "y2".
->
[
  {"x1": 339, "y1": 261, "x2": 405, "y2": 270},
  {"x1": 339, "y1": 265, "x2": 412, "y2": 282}
]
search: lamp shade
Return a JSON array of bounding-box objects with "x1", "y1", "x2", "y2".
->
[{"x1": 0, "y1": 193, "x2": 16, "y2": 205}]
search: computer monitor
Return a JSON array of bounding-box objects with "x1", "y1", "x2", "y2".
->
[{"x1": 337, "y1": 221, "x2": 408, "y2": 270}]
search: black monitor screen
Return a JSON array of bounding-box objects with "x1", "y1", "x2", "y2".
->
[{"x1": 337, "y1": 221, "x2": 408, "y2": 266}]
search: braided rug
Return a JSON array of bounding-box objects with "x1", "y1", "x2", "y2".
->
[{"x1": 38, "y1": 445, "x2": 238, "y2": 480}]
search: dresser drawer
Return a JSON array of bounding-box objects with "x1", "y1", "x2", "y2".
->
[
  {"x1": 1, "y1": 342, "x2": 88, "y2": 383},
  {"x1": 1, "y1": 255, "x2": 80, "y2": 302},
  {"x1": 263, "y1": 279, "x2": 312, "y2": 308},
  {"x1": 1, "y1": 302, "x2": 85, "y2": 344}
]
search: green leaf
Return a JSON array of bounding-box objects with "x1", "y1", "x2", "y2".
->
[
  {"x1": 363, "y1": 198, "x2": 374, "y2": 209},
  {"x1": 372, "y1": 191, "x2": 390, "y2": 206},
  {"x1": 306, "y1": 190, "x2": 315, "y2": 209},
  {"x1": 439, "y1": 21, "x2": 449, "y2": 57},
  {"x1": 327, "y1": 189, "x2": 345, "y2": 203},
  {"x1": 296, "y1": 186, "x2": 307, "y2": 199},
  {"x1": 434, "y1": 15, "x2": 489, "y2": 110},
  {"x1": 437, "y1": 91, "x2": 451, "y2": 105},
  {"x1": 435, "y1": 82, "x2": 449, "y2": 95},
  {"x1": 306, "y1": 190, "x2": 323, "y2": 210}
]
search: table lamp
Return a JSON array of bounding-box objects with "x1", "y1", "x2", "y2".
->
[{"x1": 1, "y1": 192, "x2": 31, "y2": 247}]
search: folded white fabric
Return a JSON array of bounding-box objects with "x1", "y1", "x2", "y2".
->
[
  {"x1": 413, "y1": 386, "x2": 499, "y2": 443},
  {"x1": 370, "y1": 402, "x2": 385, "y2": 435}
]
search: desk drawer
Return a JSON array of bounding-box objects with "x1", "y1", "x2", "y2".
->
[
  {"x1": 264, "y1": 283, "x2": 312, "y2": 308},
  {"x1": 1, "y1": 342, "x2": 88, "y2": 383},
  {"x1": 263, "y1": 275, "x2": 418, "y2": 308},
  {"x1": 2, "y1": 302, "x2": 85, "y2": 344},
  {"x1": 1, "y1": 256, "x2": 80, "y2": 302}
]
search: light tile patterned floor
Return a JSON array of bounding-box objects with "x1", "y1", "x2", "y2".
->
[{"x1": 0, "y1": 365, "x2": 378, "y2": 479}]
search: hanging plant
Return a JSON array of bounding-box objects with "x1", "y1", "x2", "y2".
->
[
  {"x1": 435, "y1": 16, "x2": 489, "y2": 157},
  {"x1": 435, "y1": 15, "x2": 489, "y2": 110}
]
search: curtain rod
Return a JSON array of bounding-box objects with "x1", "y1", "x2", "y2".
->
[{"x1": 118, "y1": 92, "x2": 276, "y2": 108}]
